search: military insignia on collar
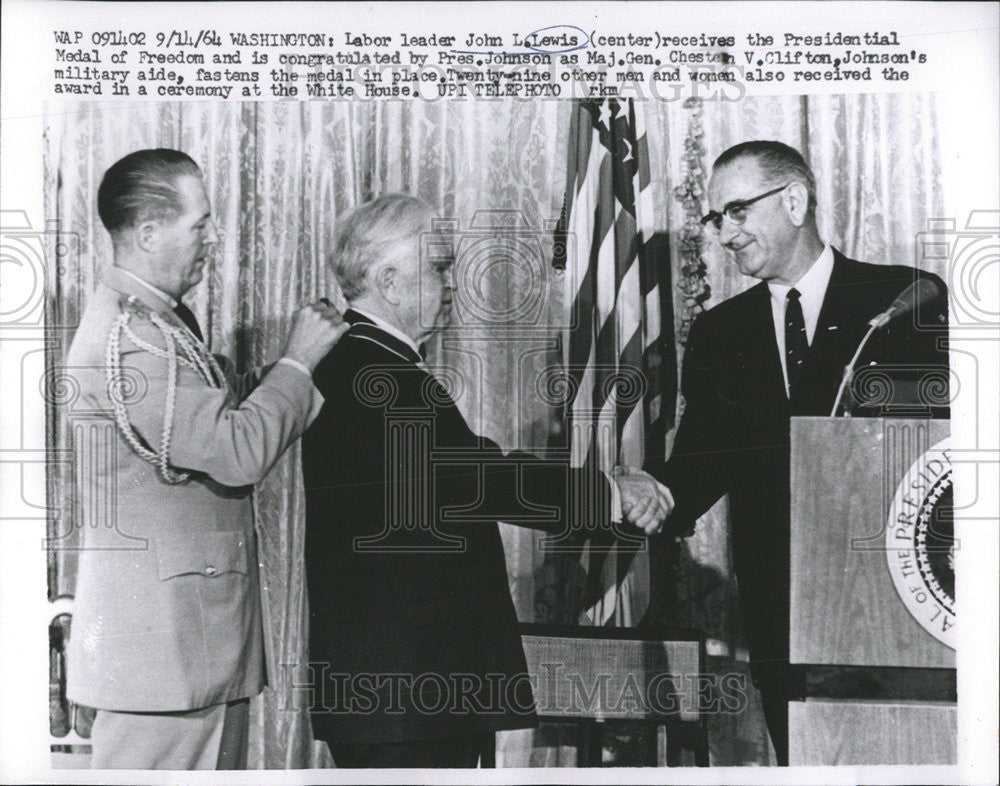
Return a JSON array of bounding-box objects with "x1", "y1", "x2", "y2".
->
[{"x1": 120, "y1": 294, "x2": 153, "y2": 319}]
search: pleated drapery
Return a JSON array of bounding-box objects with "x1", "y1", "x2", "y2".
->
[{"x1": 44, "y1": 93, "x2": 944, "y2": 767}]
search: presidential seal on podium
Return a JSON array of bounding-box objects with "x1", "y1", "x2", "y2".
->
[{"x1": 886, "y1": 437, "x2": 955, "y2": 649}]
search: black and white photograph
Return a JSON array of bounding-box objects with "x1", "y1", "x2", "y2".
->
[{"x1": 1, "y1": 2, "x2": 997, "y2": 783}]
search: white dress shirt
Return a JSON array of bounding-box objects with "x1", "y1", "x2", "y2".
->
[{"x1": 768, "y1": 244, "x2": 835, "y2": 397}]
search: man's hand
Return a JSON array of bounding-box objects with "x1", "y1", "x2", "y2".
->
[
  {"x1": 284, "y1": 300, "x2": 349, "y2": 372},
  {"x1": 613, "y1": 466, "x2": 674, "y2": 536}
]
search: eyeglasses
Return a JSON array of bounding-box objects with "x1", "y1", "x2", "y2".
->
[{"x1": 700, "y1": 184, "x2": 789, "y2": 234}]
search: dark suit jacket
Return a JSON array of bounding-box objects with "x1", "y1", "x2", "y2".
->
[
  {"x1": 646, "y1": 251, "x2": 948, "y2": 668},
  {"x1": 302, "y1": 311, "x2": 613, "y2": 744}
]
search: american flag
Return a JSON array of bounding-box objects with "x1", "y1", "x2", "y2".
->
[{"x1": 554, "y1": 99, "x2": 675, "y2": 627}]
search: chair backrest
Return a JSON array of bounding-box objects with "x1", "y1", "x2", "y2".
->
[{"x1": 520, "y1": 624, "x2": 703, "y2": 723}]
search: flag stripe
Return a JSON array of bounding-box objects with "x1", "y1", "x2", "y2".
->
[{"x1": 555, "y1": 98, "x2": 675, "y2": 626}]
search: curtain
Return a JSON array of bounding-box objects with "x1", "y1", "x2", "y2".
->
[
  {"x1": 44, "y1": 98, "x2": 573, "y2": 767},
  {"x1": 44, "y1": 92, "x2": 943, "y2": 768}
]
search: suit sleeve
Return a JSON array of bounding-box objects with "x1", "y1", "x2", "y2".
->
[
  {"x1": 645, "y1": 314, "x2": 732, "y2": 537},
  {"x1": 119, "y1": 316, "x2": 322, "y2": 487},
  {"x1": 305, "y1": 347, "x2": 612, "y2": 542},
  {"x1": 433, "y1": 440, "x2": 614, "y2": 539}
]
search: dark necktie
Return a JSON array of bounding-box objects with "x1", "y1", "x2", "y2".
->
[
  {"x1": 173, "y1": 301, "x2": 204, "y2": 342},
  {"x1": 785, "y1": 288, "x2": 808, "y2": 407}
]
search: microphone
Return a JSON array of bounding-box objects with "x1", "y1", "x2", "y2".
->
[
  {"x1": 867, "y1": 277, "x2": 941, "y2": 329},
  {"x1": 830, "y1": 277, "x2": 941, "y2": 416}
]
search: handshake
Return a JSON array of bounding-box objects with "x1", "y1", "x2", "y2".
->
[{"x1": 613, "y1": 466, "x2": 675, "y2": 536}]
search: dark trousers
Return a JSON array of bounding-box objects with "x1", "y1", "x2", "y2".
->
[
  {"x1": 328, "y1": 733, "x2": 485, "y2": 768},
  {"x1": 752, "y1": 662, "x2": 795, "y2": 766}
]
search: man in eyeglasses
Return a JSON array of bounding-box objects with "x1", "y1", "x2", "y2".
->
[{"x1": 646, "y1": 140, "x2": 948, "y2": 764}]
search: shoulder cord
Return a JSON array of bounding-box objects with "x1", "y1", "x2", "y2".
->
[
  {"x1": 122, "y1": 317, "x2": 226, "y2": 388},
  {"x1": 105, "y1": 307, "x2": 226, "y2": 484}
]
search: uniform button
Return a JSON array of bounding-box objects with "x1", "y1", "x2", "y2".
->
[{"x1": 205, "y1": 565, "x2": 217, "y2": 575}]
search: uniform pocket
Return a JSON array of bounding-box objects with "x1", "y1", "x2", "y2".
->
[{"x1": 154, "y1": 530, "x2": 250, "y2": 580}]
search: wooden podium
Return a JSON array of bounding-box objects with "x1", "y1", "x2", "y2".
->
[{"x1": 788, "y1": 417, "x2": 956, "y2": 766}]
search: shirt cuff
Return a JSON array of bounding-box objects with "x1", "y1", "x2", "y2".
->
[
  {"x1": 276, "y1": 357, "x2": 312, "y2": 379},
  {"x1": 601, "y1": 470, "x2": 623, "y2": 523}
]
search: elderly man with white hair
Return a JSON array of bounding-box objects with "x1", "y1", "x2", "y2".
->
[{"x1": 301, "y1": 193, "x2": 671, "y2": 768}]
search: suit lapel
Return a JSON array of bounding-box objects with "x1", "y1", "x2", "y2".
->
[
  {"x1": 346, "y1": 313, "x2": 481, "y2": 467},
  {"x1": 345, "y1": 309, "x2": 463, "y2": 419},
  {"x1": 801, "y1": 251, "x2": 868, "y2": 413},
  {"x1": 811, "y1": 251, "x2": 863, "y2": 359}
]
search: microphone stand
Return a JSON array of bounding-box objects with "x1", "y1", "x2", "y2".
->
[
  {"x1": 829, "y1": 277, "x2": 940, "y2": 417},
  {"x1": 829, "y1": 321, "x2": 880, "y2": 417}
]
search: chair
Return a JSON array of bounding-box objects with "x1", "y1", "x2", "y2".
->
[{"x1": 482, "y1": 623, "x2": 709, "y2": 767}]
